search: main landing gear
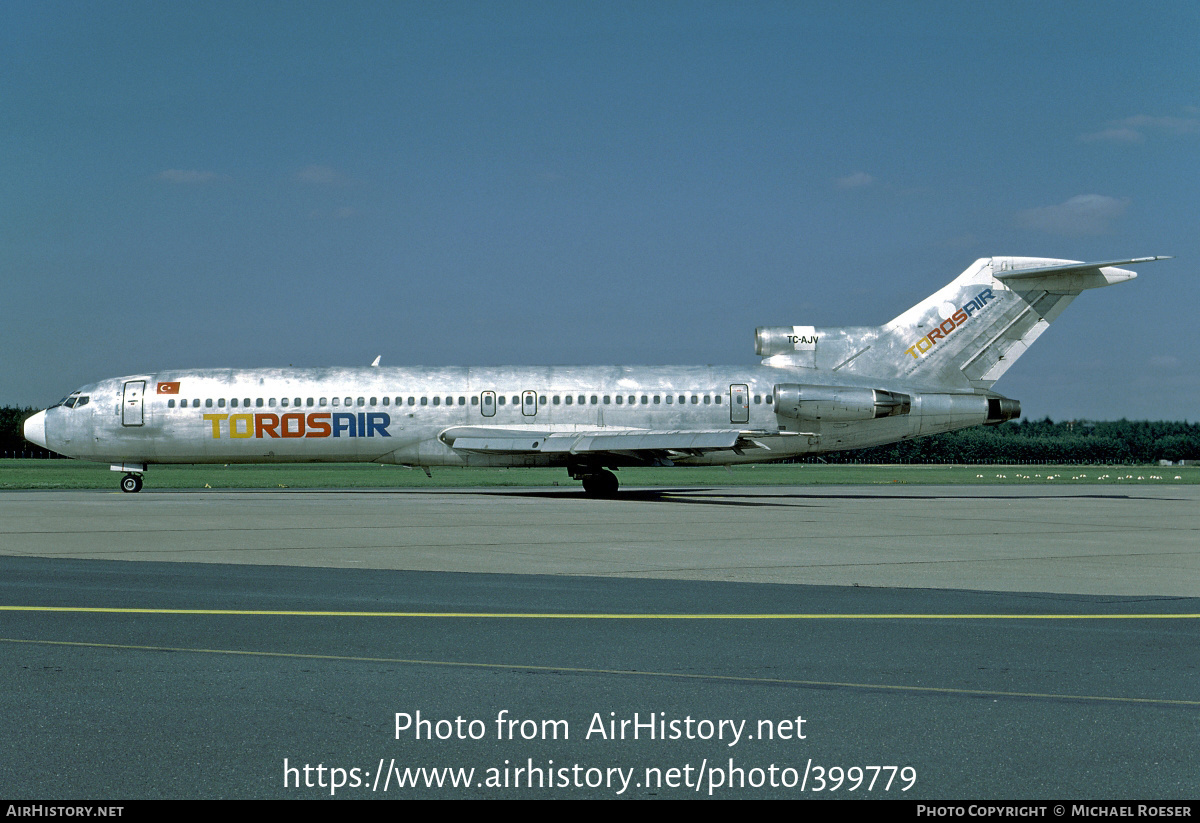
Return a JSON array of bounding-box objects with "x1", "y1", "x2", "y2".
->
[
  {"x1": 579, "y1": 469, "x2": 619, "y2": 497},
  {"x1": 120, "y1": 473, "x2": 143, "y2": 493}
]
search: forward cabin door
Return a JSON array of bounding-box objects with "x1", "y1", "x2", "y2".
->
[
  {"x1": 730, "y1": 383, "x2": 749, "y2": 424},
  {"x1": 122, "y1": 380, "x2": 145, "y2": 427}
]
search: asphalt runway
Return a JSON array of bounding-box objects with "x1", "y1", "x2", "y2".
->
[
  {"x1": 2, "y1": 485, "x2": 1198, "y2": 595},
  {"x1": 1, "y1": 486, "x2": 1198, "y2": 799}
]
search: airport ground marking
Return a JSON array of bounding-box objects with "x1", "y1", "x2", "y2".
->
[
  {"x1": 3, "y1": 606, "x2": 1200, "y2": 618},
  {"x1": 2, "y1": 636, "x2": 1197, "y2": 707}
]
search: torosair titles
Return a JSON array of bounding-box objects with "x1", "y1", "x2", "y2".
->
[
  {"x1": 906, "y1": 289, "x2": 995, "y2": 359},
  {"x1": 202, "y1": 412, "x2": 392, "y2": 439}
]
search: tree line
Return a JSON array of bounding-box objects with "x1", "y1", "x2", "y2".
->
[
  {"x1": 0, "y1": 406, "x2": 56, "y2": 458},
  {"x1": 804, "y1": 418, "x2": 1199, "y2": 464},
  {"x1": 0, "y1": 405, "x2": 1196, "y2": 463}
]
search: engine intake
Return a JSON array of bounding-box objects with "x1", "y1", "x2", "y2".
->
[
  {"x1": 773, "y1": 384, "x2": 911, "y2": 421},
  {"x1": 756, "y1": 326, "x2": 818, "y2": 357}
]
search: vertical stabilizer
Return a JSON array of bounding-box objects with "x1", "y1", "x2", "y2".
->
[{"x1": 762, "y1": 256, "x2": 1167, "y2": 390}]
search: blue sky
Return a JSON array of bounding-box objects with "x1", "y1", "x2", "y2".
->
[{"x1": 3, "y1": 1, "x2": 1197, "y2": 420}]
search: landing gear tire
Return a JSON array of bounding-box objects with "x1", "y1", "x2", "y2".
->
[
  {"x1": 581, "y1": 470, "x2": 619, "y2": 497},
  {"x1": 120, "y1": 474, "x2": 143, "y2": 494}
]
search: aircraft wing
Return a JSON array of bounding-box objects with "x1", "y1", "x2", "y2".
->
[{"x1": 439, "y1": 426, "x2": 759, "y2": 458}]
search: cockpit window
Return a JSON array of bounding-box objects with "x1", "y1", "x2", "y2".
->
[
  {"x1": 50, "y1": 391, "x2": 83, "y2": 409},
  {"x1": 74, "y1": 396, "x2": 89, "y2": 408}
]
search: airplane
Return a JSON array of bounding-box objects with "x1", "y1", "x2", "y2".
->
[{"x1": 23, "y1": 255, "x2": 1170, "y2": 495}]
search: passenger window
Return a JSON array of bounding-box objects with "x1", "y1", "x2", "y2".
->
[
  {"x1": 603, "y1": 396, "x2": 611, "y2": 404},
  {"x1": 691, "y1": 396, "x2": 699, "y2": 404},
  {"x1": 433, "y1": 397, "x2": 441, "y2": 406},
  {"x1": 421, "y1": 397, "x2": 428, "y2": 406},
  {"x1": 590, "y1": 396, "x2": 598, "y2": 404},
  {"x1": 332, "y1": 397, "x2": 339, "y2": 406},
  {"x1": 357, "y1": 397, "x2": 364, "y2": 406},
  {"x1": 704, "y1": 396, "x2": 711, "y2": 404},
  {"x1": 268, "y1": 398, "x2": 276, "y2": 407},
  {"x1": 665, "y1": 396, "x2": 673, "y2": 404},
  {"x1": 653, "y1": 396, "x2": 660, "y2": 404},
  {"x1": 458, "y1": 397, "x2": 466, "y2": 405},
  {"x1": 498, "y1": 396, "x2": 506, "y2": 405},
  {"x1": 765, "y1": 395, "x2": 772, "y2": 404},
  {"x1": 319, "y1": 398, "x2": 327, "y2": 406},
  {"x1": 206, "y1": 399, "x2": 213, "y2": 408},
  {"x1": 218, "y1": 398, "x2": 226, "y2": 407},
  {"x1": 471, "y1": 396, "x2": 478, "y2": 405},
  {"x1": 615, "y1": 396, "x2": 623, "y2": 405},
  {"x1": 369, "y1": 397, "x2": 376, "y2": 406},
  {"x1": 407, "y1": 397, "x2": 415, "y2": 406},
  {"x1": 231, "y1": 398, "x2": 238, "y2": 408},
  {"x1": 256, "y1": 398, "x2": 264, "y2": 408},
  {"x1": 554, "y1": 396, "x2": 561, "y2": 405},
  {"x1": 168, "y1": 399, "x2": 175, "y2": 408},
  {"x1": 381, "y1": 397, "x2": 388, "y2": 406},
  {"x1": 754, "y1": 395, "x2": 762, "y2": 404}
]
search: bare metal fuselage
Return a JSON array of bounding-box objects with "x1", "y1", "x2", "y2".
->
[
  {"x1": 25, "y1": 255, "x2": 1167, "y2": 491},
  {"x1": 39, "y1": 363, "x2": 988, "y2": 468}
]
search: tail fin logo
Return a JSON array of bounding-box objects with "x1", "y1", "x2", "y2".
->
[{"x1": 905, "y1": 289, "x2": 995, "y2": 359}]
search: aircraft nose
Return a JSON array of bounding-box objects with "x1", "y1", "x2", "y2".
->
[{"x1": 23, "y1": 410, "x2": 48, "y2": 449}]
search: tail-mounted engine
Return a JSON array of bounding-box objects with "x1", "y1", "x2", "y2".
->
[
  {"x1": 985, "y1": 397, "x2": 1021, "y2": 425},
  {"x1": 773, "y1": 384, "x2": 911, "y2": 422}
]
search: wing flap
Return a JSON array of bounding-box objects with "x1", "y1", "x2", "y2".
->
[{"x1": 443, "y1": 426, "x2": 742, "y2": 456}]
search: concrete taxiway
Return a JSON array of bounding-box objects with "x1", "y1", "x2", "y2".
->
[
  {"x1": 1, "y1": 485, "x2": 1198, "y2": 596},
  {"x1": 2, "y1": 485, "x2": 1198, "y2": 799}
]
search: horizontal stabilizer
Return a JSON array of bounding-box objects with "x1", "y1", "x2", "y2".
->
[{"x1": 993, "y1": 256, "x2": 1170, "y2": 282}]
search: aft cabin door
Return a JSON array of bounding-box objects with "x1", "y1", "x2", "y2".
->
[
  {"x1": 522, "y1": 390, "x2": 538, "y2": 417},
  {"x1": 122, "y1": 380, "x2": 145, "y2": 427},
  {"x1": 730, "y1": 384, "x2": 749, "y2": 424}
]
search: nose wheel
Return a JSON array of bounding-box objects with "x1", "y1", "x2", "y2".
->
[{"x1": 120, "y1": 473, "x2": 143, "y2": 493}]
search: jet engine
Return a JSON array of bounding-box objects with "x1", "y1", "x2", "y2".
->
[
  {"x1": 986, "y1": 397, "x2": 1021, "y2": 424},
  {"x1": 773, "y1": 384, "x2": 911, "y2": 421}
]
